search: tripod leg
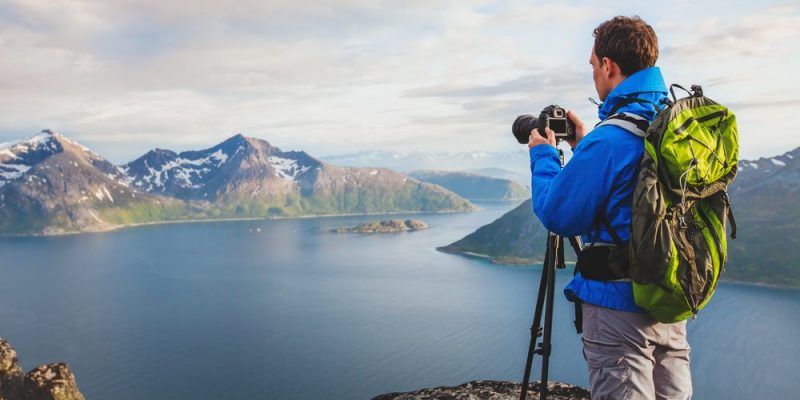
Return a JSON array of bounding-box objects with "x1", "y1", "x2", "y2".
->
[
  {"x1": 519, "y1": 233, "x2": 555, "y2": 400},
  {"x1": 539, "y1": 234, "x2": 560, "y2": 400},
  {"x1": 556, "y1": 235, "x2": 566, "y2": 269}
]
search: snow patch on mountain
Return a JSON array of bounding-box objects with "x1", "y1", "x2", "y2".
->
[
  {"x1": 740, "y1": 160, "x2": 758, "y2": 170},
  {"x1": 269, "y1": 156, "x2": 310, "y2": 181},
  {"x1": 128, "y1": 149, "x2": 230, "y2": 190},
  {"x1": 18, "y1": 133, "x2": 53, "y2": 150},
  {"x1": 0, "y1": 132, "x2": 63, "y2": 187},
  {"x1": 0, "y1": 164, "x2": 31, "y2": 187},
  {"x1": 0, "y1": 133, "x2": 51, "y2": 187},
  {"x1": 0, "y1": 149, "x2": 17, "y2": 159},
  {"x1": 771, "y1": 158, "x2": 786, "y2": 167},
  {"x1": 103, "y1": 186, "x2": 114, "y2": 203},
  {"x1": 1, "y1": 132, "x2": 58, "y2": 155}
]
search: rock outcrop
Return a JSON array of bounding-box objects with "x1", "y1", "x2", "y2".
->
[
  {"x1": 0, "y1": 338, "x2": 84, "y2": 400},
  {"x1": 331, "y1": 219, "x2": 430, "y2": 233},
  {"x1": 372, "y1": 380, "x2": 589, "y2": 400}
]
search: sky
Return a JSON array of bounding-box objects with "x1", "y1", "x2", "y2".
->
[{"x1": 0, "y1": 0, "x2": 798, "y2": 164}]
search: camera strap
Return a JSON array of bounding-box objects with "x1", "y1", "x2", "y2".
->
[{"x1": 572, "y1": 290, "x2": 583, "y2": 334}]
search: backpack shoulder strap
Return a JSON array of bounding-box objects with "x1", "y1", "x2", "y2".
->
[
  {"x1": 595, "y1": 112, "x2": 650, "y2": 138},
  {"x1": 593, "y1": 212, "x2": 626, "y2": 247}
]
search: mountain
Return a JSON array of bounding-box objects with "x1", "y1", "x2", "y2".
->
[
  {"x1": 439, "y1": 148, "x2": 800, "y2": 287},
  {"x1": 463, "y1": 167, "x2": 528, "y2": 183},
  {"x1": 409, "y1": 170, "x2": 529, "y2": 200},
  {"x1": 0, "y1": 131, "x2": 187, "y2": 235},
  {"x1": 120, "y1": 134, "x2": 318, "y2": 201},
  {"x1": 724, "y1": 147, "x2": 800, "y2": 286},
  {"x1": 437, "y1": 199, "x2": 552, "y2": 264},
  {"x1": 121, "y1": 134, "x2": 475, "y2": 217},
  {"x1": 0, "y1": 131, "x2": 474, "y2": 235}
]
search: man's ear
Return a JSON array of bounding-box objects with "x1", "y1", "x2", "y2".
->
[{"x1": 603, "y1": 57, "x2": 623, "y2": 79}]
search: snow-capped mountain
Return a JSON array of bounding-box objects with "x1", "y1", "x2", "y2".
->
[
  {"x1": 0, "y1": 130, "x2": 126, "y2": 189},
  {"x1": 712, "y1": 147, "x2": 800, "y2": 285},
  {"x1": 737, "y1": 151, "x2": 795, "y2": 171},
  {"x1": 732, "y1": 147, "x2": 800, "y2": 196},
  {"x1": 120, "y1": 134, "x2": 320, "y2": 200},
  {"x1": 0, "y1": 131, "x2": 474, "y2": 235},
  {"x1": 0, "y1": 130, "x2": 131, "y2": 199},
  {"x1": 119, "y1": 134, "x2": 476, "y2": 217},
  {"x1": 0, "y1": 132, "x2": 57, "y2": 187},
  {"x1": 0, "y1": 130, "x2": 183, "y2": 234}
]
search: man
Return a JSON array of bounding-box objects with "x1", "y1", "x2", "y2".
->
[{"x1": 527, "y1": 16, "x2": 692, "y2": 400}]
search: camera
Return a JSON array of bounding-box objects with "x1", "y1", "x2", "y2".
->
[{"x1": 512, "y1": 105, "x2": 576, "y2": 144}]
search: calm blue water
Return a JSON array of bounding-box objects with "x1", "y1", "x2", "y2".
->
[{"x1": 0, "y1": 201, "x2": 797, "y2": 399}]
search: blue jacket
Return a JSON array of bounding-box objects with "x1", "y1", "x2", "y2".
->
[{"x1": 528, "y1": 66, "x2": 668, "y2": 312}]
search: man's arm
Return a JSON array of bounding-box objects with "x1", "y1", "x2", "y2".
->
[{"x1": 529, "y1": 133, "x2": 615, "y2": 237}]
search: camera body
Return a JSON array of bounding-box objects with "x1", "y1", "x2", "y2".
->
[{"x1": 512, "y1": 105, "x2": 576, "y2": 144}]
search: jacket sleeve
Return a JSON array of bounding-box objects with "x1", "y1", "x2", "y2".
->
[{"x1": 529, "y1": 137, "x2": 616, "y2": 237}]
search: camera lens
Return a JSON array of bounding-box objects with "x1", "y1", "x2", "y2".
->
[{"x1": 512, "y1": 115, "x2": 537, "y2": 144}]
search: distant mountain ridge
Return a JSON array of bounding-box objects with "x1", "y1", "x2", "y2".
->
[
  {"x1": 439, "y1": 147, "x2": 800, "y2": 287},
  {"x1": 724, "y1": 147, "x2": 800, "y2": 285},
  {"x1": 409, "y1": 170, "x2": 529, "y2": 201},
  {"x1": 0, "y1": 131, "x2": 475, "y2": 235},
  {"x1": 320, "y1": 149, "x2": 531, "y2": 184}
]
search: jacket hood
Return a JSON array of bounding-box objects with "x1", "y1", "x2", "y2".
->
[{"x1": 598, "y1": 66, "x2": 668, "y2": 121}]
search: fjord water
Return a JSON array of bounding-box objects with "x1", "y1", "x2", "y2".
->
[{"x1": 0, "y1": 201, "x2": 797, "y2": 399}]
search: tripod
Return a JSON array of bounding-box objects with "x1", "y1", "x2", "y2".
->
[{"x1": 520, "y1": 147, "x2": 582, "y2": 400}]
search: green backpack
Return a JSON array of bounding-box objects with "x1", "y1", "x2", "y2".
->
[{"x1": 598, "y1": 84, "x2": 739, "y2": 323}]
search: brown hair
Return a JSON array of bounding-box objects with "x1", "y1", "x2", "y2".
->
[{"x1": 593, "y1": 16, "x2": 658, "y2": 76}]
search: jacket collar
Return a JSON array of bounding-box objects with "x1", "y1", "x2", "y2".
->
[{"x1": 598, "y1": 66, "x2": 668, "y2": 120}]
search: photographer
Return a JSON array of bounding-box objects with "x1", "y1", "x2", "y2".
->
[{"x1": 527, "y1": 16, "x2": 691, "y2": 400}]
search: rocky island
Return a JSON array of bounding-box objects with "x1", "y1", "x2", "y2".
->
[
  {"x1": 331, "y1": 219, "x2": 429, "y2": 233},
  {"x1": 0, "y1": 338, "x2": 84, "y2": 400},
  {"x1": 372, "y1": 380, "x2": 589, "y2": 400}
]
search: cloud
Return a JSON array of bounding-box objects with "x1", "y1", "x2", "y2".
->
[
  {"x1": 661, "y1": 5, "x2": 800, "y2": 60},
  {"x1": 406, "y1": 68, "x2": 590, "y2": 99},
  {"x1": 0, "y1": 1, "x2": 797, "y2": 163},
  {"x1": 726, "y1": 98, "x2": 800, "y2": 111}
]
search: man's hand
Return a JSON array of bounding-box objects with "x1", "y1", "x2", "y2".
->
[
  {"x1": 566, "y1": 110, "x2": 588, "y2": 149},
  {"x1": 528, "y1": 128, "x2": 556, "y2": 149}
]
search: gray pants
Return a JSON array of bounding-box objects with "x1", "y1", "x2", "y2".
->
[{"x1": 581, "y1": 303, "x2": 692, "y2": 400}]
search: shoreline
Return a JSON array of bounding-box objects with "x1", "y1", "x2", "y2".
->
[
  {"x1": 0, "y1": 208, "x2": 479, "y2": 238},
  {"x1": 440, "y1": 248, "x2": 800, "y2": 290}
]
